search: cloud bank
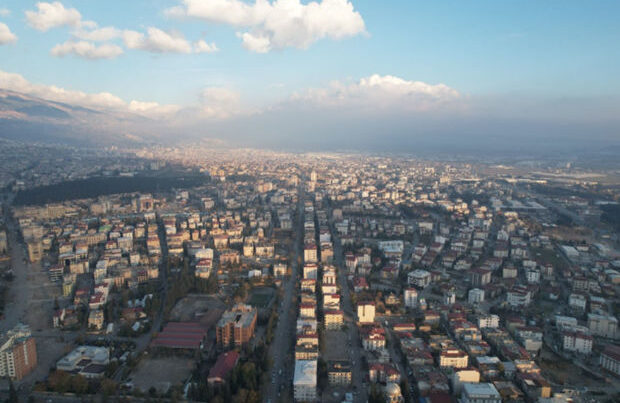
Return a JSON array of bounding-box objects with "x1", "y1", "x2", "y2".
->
[
  {"x1": 51, "y1": 40, "x2": 124, "y2": 59},
  {"x1": 167, "y1": 0, "x2": 366, "y2": 52},
  {"x1": 0, "y1": 22, "x2": 17, "y2": 44}
]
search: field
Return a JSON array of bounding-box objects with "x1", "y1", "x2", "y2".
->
[
  {"x1": 169, "y1": 294, "x2": 226, "y2": 328},
  {"x1": 248, "y1": 287, "x2": 275, "y2": 308},
  {"x1": 13, "y1": 173, "x2": 210, "y2": 205},
  {"x1": 131, "y1": 357, "x2": 194, "y2": 393}
]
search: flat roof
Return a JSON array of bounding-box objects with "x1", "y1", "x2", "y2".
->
[{"x1": 293, "y1": 359, "x2": 317, "y2": 386}]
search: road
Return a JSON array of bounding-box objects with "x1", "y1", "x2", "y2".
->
[
  {"x1": 265, "y1": 187, "x2": 303, "y2": 403},
  {"x1": 0, "y1": 208, "x2": 31, "y2": 333},
  {"x1": 329, "y1": 210, "x2": 368, "y2": 403},
  {"x1": 109, "y1": 214, "x2": 170, "y2": 383}
]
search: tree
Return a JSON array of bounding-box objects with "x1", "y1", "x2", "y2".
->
[
  {"x1": 369, "y1": 384, "x2": 387, "y2": 403},
  {"x1": 8, "y1": 379, "x2": 18, "y2": 403}
]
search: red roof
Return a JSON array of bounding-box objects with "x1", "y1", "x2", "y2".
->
[
  {"x1": 151, "y1": 322, "x2": 208, "y2": 349},
  {"x1": 602, "y1": 345, "x2": 620, "y2": 361},
  {"x1": 208, "y1": 351, "x2": 239, "y2": 382}
]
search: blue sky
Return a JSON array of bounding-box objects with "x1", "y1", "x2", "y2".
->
[{"x1": 0, "y1": 1, "x2": 619, "y2": 149}]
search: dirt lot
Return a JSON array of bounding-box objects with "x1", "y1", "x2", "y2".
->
[
  {"x1": 131, "y1": 356, "x2": 194, "y2": 393},
  {"x1": 248, "y1": 287, "x2": 275, "y2": 308},
  {"x1": 539, "y1": 346, "x2": 607, "y2": 388},
  {"x1": 169, "y1": 294, "x2": 225, "y2": 328},
  {"x1": 323, "y1": 330, "x2": 348, "y2": 361}
]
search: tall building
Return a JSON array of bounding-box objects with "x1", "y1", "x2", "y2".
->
[
  {"x1": 357, "y1": 302, "x2": 376, "y2": 324},
  {"x1": 216, "y1": 304, "x2": 257, "y2": 348},
  {"x1": 0, "y1": 324, "x2": 38, "y2": 380},
  {"x1": 587, "y1": 313, "x2": 618, "y2": 339},
  {"x1": 294, "y1": 359, "x2": 317, "y2": 401},
  {"x1": 404, "y1": 288, "x2": 418, "y2": 308},
  {"x1": 26, "y1": 239, "x2": 43, "y2": 262}
]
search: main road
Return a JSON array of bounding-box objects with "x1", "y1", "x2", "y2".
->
[
  {"x1": 329, "y1": 206, "x2": 368, "y2": 403},
  {"x1": 265, "y1": 186, "x2": 303, "y2": 403}
]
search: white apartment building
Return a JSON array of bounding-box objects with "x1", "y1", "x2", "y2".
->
[
  {"x1": 468, "y1": 288, "x2": 485, "y2": 304},
  {"x1": 562, "y1": 331, "x2": 593, "y2": 354},
  {"x1": 294, "y1": 359, "x2": 317, "y2": 401},
  {"x1": 357, "y1": 302, "x2": 376, "y2": 324},
  {"x1": 404, "y1": 288, "x2": 418, "y2": 308}
]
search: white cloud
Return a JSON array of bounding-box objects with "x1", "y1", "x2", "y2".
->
[
  {"x1": 167, "y1": 0, "x2": 366, "y2": 52},
  {"x1": 201, "y1": 87, "x2": 241, "y2": 118},
  {"x1": 0, "y1": 8, "x2": 10, "y2": 17},
  {"x1": 51, "y1": 40, "x2": 123, "y2": 59},
  {"x1": 72, "y1": 26, "x2": 122, "y2": 42},
  {"x1": 123, "y1": 27, "x2": 193, "y2": 53},
  {"x1": 123, "y1": 28, "x2": 218, "y2": 54},
  {"x1": 129, "y1": 100, "x2": 182, "y2": 117},
  {"x1": 194, "y1": 39, "x2": 219, "y2": 53},
  {"x1": 25, "y1": 1, "x2": 82, "y2": 32},
  {"x1": 0, "y1": 70, "x2": 180, "y2": 119},
  {"x1": 292, "y1": 74, "x2": 461, "y2": 111},
  {"x1": 238, "y1": 32, "x2": 271, "y2": 53},
  {"x1": 0, "y1": 22, "x2": 17, "y2": 44}
]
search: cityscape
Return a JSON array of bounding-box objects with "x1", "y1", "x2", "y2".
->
[{"x1": 1, "y1": 1, "x2": 620, "y2": 403}]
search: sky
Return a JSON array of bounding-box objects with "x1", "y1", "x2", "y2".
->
[{"x1": 0, "y1": 1, "x2": 619, "y2": 152}]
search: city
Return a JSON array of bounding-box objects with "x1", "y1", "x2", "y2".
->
[
  {"x1": 1, "y1": 1, "x2": 620, "y2": 402},
  {"x1": 0, "y1": 144, "x2": 618, "y2": 402}
]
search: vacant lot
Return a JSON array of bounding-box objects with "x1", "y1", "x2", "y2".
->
[
  {"x1": 131, "y1": 357, "x2": 194, "y2": 393},
  {"x1": 323, "y1": 330, "x2": 348, "y2": 361},
  {"x1": 248, "y1": 287, "x2": 275, "y2": 308},
  {"x1": 169, "y1": 294, "x2": 225, "y2": 328}
]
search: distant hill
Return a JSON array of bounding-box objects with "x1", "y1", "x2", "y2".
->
[{"x1": 0, "y1": 90, "x2": 149, "y2": 146}]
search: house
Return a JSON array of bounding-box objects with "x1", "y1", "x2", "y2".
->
[{"x1": 208, "y1": 351, "x2": 239, "y2": 385}]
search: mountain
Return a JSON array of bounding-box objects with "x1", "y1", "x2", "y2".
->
[{"x1": 0, "y1": 90, "x2": 149, "y2": 146}]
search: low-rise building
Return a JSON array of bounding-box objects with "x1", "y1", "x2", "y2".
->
[
  {"x1": 328, "y1": 360, "x2": 351, "y2": 386},
  {"x1": 461, "y1": 382, "x2": 501, "y2": 403}
]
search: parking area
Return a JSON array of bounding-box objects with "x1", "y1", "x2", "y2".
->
[{"x1": 130, "y1": 357, "x2": 194, "y2": 393}]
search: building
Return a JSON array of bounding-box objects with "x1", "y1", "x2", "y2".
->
[
  {"x1": 384, "y1": 382, "x2": 403, "y2": 403},
  {"x1": 452, "y1": 369, "x2": 481, "y2": 395},
  {"x1": 439, "y1": 349, "x2": 468, "y2": 369},
  {"x1": 478, "y1": 314, "x2": 500, "y2": 329},
  {"x1": 324, "y1": 310, "x2": 344, "y2": 330},
  {"x1": 151, "y1": 321, "x2": 209, "y2": 350},
  {"x1": 57, "y1": 345, "x2": 109, "y2": 379},
  {"x1": 469, "y1": 288, "x2": 485, "y2": 304},
  {"x1": 294, "y1": 359, "x2": 317, "y2": 401},
  {"x1": 0, "y1": 324, "x2": 37, "y2": 380},
  {"x1": 216, "y1": 304, "x2": 258, "y2": 348},
  {"x1": 562, "y1": 331, "x2": 593, "y2": 354},
  {"x1": 408, "y1": 269, "x2": 431, "y2": 288},
  {"x1": 26, "y1": 239, "x2": 43, "y2": 262},
  {"x1": 470, "y1": 268, "x2": 491, "y2": 287},
  {"x1": 88, "y1": 309, "x2": 104, "y2": 330},
  {"x1": 303, "y1": 263, "x2": 318, "y2": 280},
  {"x1": 404, "y1": 288, "x2": 418, "y2": 308},
  {"x1": 600, "y1": 345, "x2": 620, "y2": 376},
  {"x1": 304, "y1": 244, "x2": 318, "y2": 263},
  {"x1": 328, "y1": 360, "x2": 351, "y2": 386},
  {"x1": 587, "y1": 313, "x2": 618, "y2": 339},
  {"x1": 507, "y1": 286, "x2": 531, "y2": 308},
  {"x1": 357, "y1": 302, "x2": 376, "y2": 324},
  {"x1": 208, "y1": 351, "x2": 239, "y2": 385},
  {"x1": 461, "y1": 382, "x2": 502, "y2": 403}
]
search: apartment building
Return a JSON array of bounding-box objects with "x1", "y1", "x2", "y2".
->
[
  {"x1": 216, "y1": 304, "x2": 258, "y2": 348},
  {"x1": 0, "y1": 324, "x2": 38, "y2": 380}
]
